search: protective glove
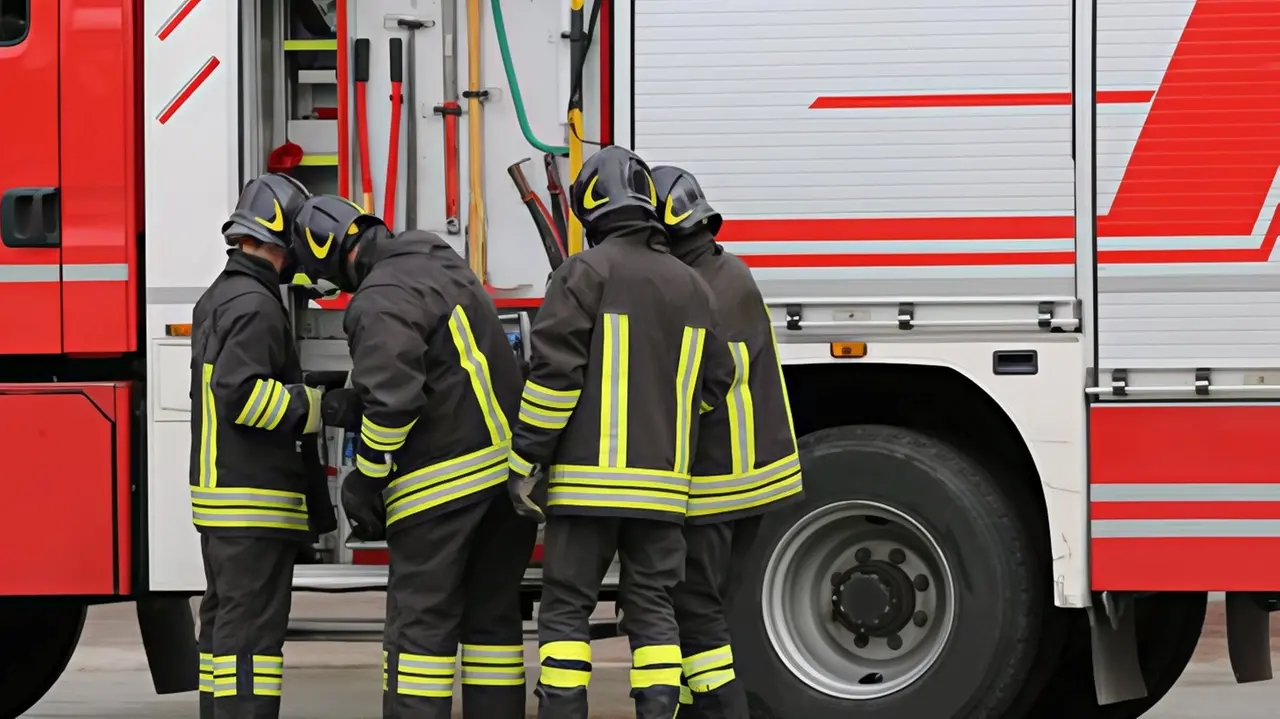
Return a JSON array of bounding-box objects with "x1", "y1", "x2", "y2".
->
[
  {"x1": 322, "y1": 388, "x2": 364, "y2": 430},
  {"x1": 507, "y1": 466, "x2": 547, "y2": 524},
  {"x1": 341, "y1": 469, "x2": 387, "y2": 542}
]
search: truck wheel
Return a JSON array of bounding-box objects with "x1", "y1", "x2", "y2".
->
[
  {"x1": 0, "y1": 599, "x2": 87, "y2": 719},
  {"x1": 1027, "y1": 592, "x2": 1206, "y2": 719},
  {"x1": 735, "y1": 425, "x2": 1043, "y2": 719}
]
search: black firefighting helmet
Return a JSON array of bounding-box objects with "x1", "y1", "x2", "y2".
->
[
  {"x1": 651, "y1": 165, "x2": 722, "y2": 238},
  {"x1": 222, "y1": 173, "x2": 311, "y2": 248},
  {"x1": 290, "y1": 194, "x2": 385, "y2": 285},
  {"x1": 569, "y1": 146, "x2": 659, "y2": 232}
]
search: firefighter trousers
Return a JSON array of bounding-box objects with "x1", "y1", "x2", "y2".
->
[
  {"x1": 536, "y1": 515, "x2": 687, "y2": 719},
  {"x1": 197, "y1": 534, "x2": 297, "y2": 719},
  {"x1": 382, "y1": 495, "x2": 537, "y2": 719},
  {"x1": 671, "y1": 516, "x2": 763, "y2": 719}
]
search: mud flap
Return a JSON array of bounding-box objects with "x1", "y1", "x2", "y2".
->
[
  {"x1": 136, "y1": 596, "x2": 199, "y2": 694},
  {"x1": 1087, "y1": 596, "x2": 1146, "y2": 705},
  {"x1": 1226, "y1": 592, "x2": 1273, "y2": 684}
]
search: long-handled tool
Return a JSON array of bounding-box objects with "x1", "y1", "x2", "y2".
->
[
  {"x1": 566, "y1": 0, "x2": 586, "y2": 254},
  {"x1": 543, "y1": 153, "x2": 569, "y2": 242},
  {"x1": 433, "y1": 0, "x2": 463, "y2": 235},
  {"x1": 353, "y1": 38, "x2": 374, "y2": 212},
  {"x1": 396, "y1": 18, "x2": 429, "y2": 231},
  {"x1": 464, "y1": 0, "x2": 489, "y2": 282},
  {"x1": 384, "y1": 38, "x2": 404, "y2": 229},
  {"x1": 508, "y1": 158, "x2": 566, "y2": 272}
]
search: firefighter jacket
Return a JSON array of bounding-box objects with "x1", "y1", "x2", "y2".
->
[
  {"x1": 343, "y1": 230, "x2": 524, "y2": 532},
  {"x1": 673, "y1": 234, "x2": 804, "y2": 523},
  {"x1": 189, "y1": 251, "x2": 326, "y2": 540},
  {"x1": 507, "y1": 226, "x2": 737, "y2": 523}
]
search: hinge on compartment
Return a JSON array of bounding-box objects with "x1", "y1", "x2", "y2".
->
[
  {"x1": 897, "y1": 302, "x2": 915, "y2": 330},
  {"x1": 1037, "y1": 301, "x2": 1053, "y2": 330},
  {"x1": 1110, "y1": 369, "x2": 1128, "y2": 397},
  {"x1": 785, "y1": 304, "x2": 803, "y2": 331},
  {"x1": 1194, "y1": 368, "x2": 1211, "y2": 395}
]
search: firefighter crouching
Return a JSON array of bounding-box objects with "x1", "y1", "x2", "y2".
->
[
  {"x1": 652, "y1": 166, "x2": 805, "y2": 718},
  {"x1": 192, "y1": 173, "x2": 337, "y2": 719},
  {"x1": 505, "y1": 146, "x2": 736, "y2": 719},
  {"x1": 289, "y1": 196, "x2": 536, "y2": 719}
]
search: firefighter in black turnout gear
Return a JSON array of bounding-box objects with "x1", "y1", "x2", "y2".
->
[
  {"x1": 652, "y1": 166, "x2": 804, "y2": 718},
  {"x1": 191, "y1": 173, "x2": 338, "y2": 719},
  {"x1": 290, "y1": 195, "x2": 535, "y2": 719},
  {"x1": 506, "y1": 146, "x2": 736, "y2": 719}
]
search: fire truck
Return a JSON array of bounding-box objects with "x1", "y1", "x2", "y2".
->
[{"x1": 1, "y1": 0, "x2": 1278, "y2": 716}]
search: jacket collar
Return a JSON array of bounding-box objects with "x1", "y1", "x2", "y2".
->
[{"x1": 224, "y1": 249, "x2": 284, "y2": 294}]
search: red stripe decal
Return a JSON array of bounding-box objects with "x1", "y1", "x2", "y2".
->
[
  {"x1": 810, "y1": 90, "x2": 1153, "y2": 110},
  {"x1": 157, "y1": 57, "x2": 220, "y2": 125},
  {"x1": 157, "y1": 0, "x2": 202, "y2": 41},
  {"x1": 1093, "y1": 538, "x2": 1280, "y2": 591}
]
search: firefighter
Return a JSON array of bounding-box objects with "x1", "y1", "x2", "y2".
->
[
  {"x1": 505, "y1": 146, "x2": 736, "y2": 719},
  {"x1": 651, "y1": 166, "x2": 804, "y2": 718},
  {"x1": 192, "y1": 173, "x2": 337, "y2": 719},
  {"x1": 288, "y1": 195, "x2": 535, "y2": 719}
]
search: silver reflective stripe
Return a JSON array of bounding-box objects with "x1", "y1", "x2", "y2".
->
[
  {"x1": 0, "y1": 263, "x2": 129, "y2": 283},
  {"x1": 508, "y1": 451, "x2": 535, "y2": 477},
  {"x1": 687, "y1": 473, "x2": 802, "y2": 514},
  {"x1": 253, "y1": 656, "x2": 284, "y2": 670},
  {"x1": 213, "y1": 657, "x2": 236, "y2": 671},
  {"x1": 1092, "y1": 483, "x2": 1280, "y2": 502},
  {"x1": 689, "y1": 455, "x2": 801, "y2": 495},
  {"x1": 683, "y1": 646, "x2": 732, "y2": 675},
  {"x1": 254, "y1": 679, "x2": 282, "y2": 693},
  {"x1": 550, "y1": 466, "x2": 688, "y2": 490},
  {"x1": 386, "y1": 443, "x2": 509, "y2": 501},
  {"x1": 673, "y1": 326, "x2": 705, "y2": 474},
  {"x1": 547, "y1": 489, "x2": 688, "y2": 511},
  {"x1": 361, "y1": 420, "x2": 408, "y2": 448},
  {"x1": 1091, "y1": 519, "x2": 1280, "y2": 538},
  {"x1": 399, "y1": 656, "x2": 455, "y2": 672},
  {"x1": 599, "y1": 313, "x2": 630, "y2": 467},
  {"x1": 460, "y1": 667, "x2": 524, "y2": 682},
  {"x1": 726, "y1": 342, "x2": 753, "y2": 475},
  {"x1": 518, "y1": 403, "x2": 571, "y2": 429},
  {"x1": 462, "y1": 645, "x2": 524, "y2": 660},
  {"x1": 450, "y1": 306, "x2": 511, "y2": 444},
  {"x1": 522, "y1": 382, "x2": 579, "y2": 409},
  {"x1": 192, "y1": 510, "x2": 309, "y2": 530},
  {"x1": 190, "y1": 488, "x2": 306, "y2": 508},
  {"x1": 385, "y1": 463, "x2": 508, "y2": 524}
]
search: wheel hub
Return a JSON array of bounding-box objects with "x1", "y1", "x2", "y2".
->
[{"x1": 831, "y1": 560, "x2": 917, "y2": 636}]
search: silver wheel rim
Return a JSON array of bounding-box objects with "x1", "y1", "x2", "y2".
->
[{"x1": 761, "y1": 500, "x2": 956, "y2": 700}]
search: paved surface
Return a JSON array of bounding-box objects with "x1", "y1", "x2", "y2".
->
[{"x1": 23, "y1": 594, "x2": 1280, "y2": 718}]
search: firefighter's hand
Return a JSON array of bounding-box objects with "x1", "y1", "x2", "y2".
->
[
  {"x1": 322, "y1": 388, "x2": 364, "y2": 430},
  {"x1": 341, "y1": 469, "x2": 387, "y2": 542},
  {"x1": 507, "y1": 468, "x2": 546, "y2": 524}
]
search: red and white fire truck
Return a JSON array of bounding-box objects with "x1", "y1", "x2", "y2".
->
[{"x1": 1, "y1": 0, "x2": 1277, "y2": 716}]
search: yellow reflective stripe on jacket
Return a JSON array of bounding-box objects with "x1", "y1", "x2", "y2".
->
[
  {"x1": 252, "y1": 654, "x2": 283, "y2": 697},
  {"x1": 724, "y1": 342, "x2": 756, "y2": 475},
  {"x1": 361, "y1": 416, "x2": 417, "y2": 452},
  {"x1": 518, "y1": 402, "x2": 572, "y2": 430},
  {"x1": 522, "y1": 381, "x2": 580, "y2": 410},
  {"x1": 630, "y1": 644, "x2": 682, "y2": 690},
  {"x1": 191, "y1": 485, "x2": 310, "y2": 531},
  {"x1": 598, "y1": 313, "x2": 631, "y2": 467},
  {"x1": 357, "y1": 452, "x2": 392, "y2": 478},
  {"x1": 396, "y1": 653, "x2": 455, "y2": 698},
  {"x1": 508, "y1": 449, "x2": 535, "y2": 477},
  {"x1": 547, "y1": 465, "x2": 690, "y2": 515},
  {"x1": 686, "y1": 453, "x2": 803, "y2": 518},
  {"x1": 384, "y1": 442, "x2": 509, "y2": 525},
  {"x1": 234, "y1": 378, "x2": 291, "y2": 430},
  {"x1": 460, "y1": 644, "x2": 525, "y2": 686},
  {"x1": 450, "y1": 305, "x2": 512, "y2": 445},
  {"x1": 764, "y1": 303, "x2": 797, "y2": 438},
  {"x1": 673, "y1": 326, "x2": 707, "y2": 474},
  {"x1": 199, "y1": 363, "x2": 218, "y2": 488}
]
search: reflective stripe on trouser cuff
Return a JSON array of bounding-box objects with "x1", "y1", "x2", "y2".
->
[
  {"x1": 198, "y1": 652, "x2": 213, "y2": 693},
  {"x1": 191, "y1": 486, "x2": 310, "y2": 532},
  {"x1": 384, "y1": 442, "x2": 509, "y2": 525},
  {"x1": 522, "y1": 381, "x2": 580, "y2": 410},
  {"x1": 548, "y1": 465, "x2": 690, "y2": 515},
  {"x1": 518, "y1": 399, "x2": 572, "y2": 430},
  {"x1": 211, "y1": 655, "x2": 236, "y2": 698},
  {"x1": 673, "y1": 325, "x2": 708, "y2": 474},
  {"x1": 235, "y1": 378, "x2": 291, "y2": 430},
  {"x1": 395, "y1": 653, "x2": 455, "y2": 698},
  {"x1": 631, "y1": 644, "x2": 682, "y2": 690},
  {"x1": 538, "y1": 640, "x2": 592, "y2": 689},
  {"x1": 449, "y1": 305, "x2": 513, "y2": 445},
  {"x1": 461, "y1": 644, "x2": 525, "y2": 686},
  {"x1": 508, "y1": 449, "x2": 535, "y2": 477},
  {"x1": 361, "y1": 415, "x2": 417, "y2": 452},
  {"x1": 598, "y1": 313, "x2": 631, "y2": 468},
  {"x1": 686, "y1": 453, "x2": 803, "y2": 518},
  {"x1": 683, "y1": 645, "x2": 735, "y2": 694},
  {"x1": 253, "y1": 654, "x2": 283, "y2": 697}
]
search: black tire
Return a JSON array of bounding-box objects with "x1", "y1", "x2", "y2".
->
[
  {"x1": 1027, "y1": 592, "x2": 1206, "y2": 719},
  {"x1": 734, "y1": 425, "x2": 1044, "y2": 719},
  {"x1": 0, "y1": 599, "x2": 87, "y2": 718}
]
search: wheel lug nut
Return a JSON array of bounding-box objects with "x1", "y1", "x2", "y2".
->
[
  {"x1": 855, "y1": 548, "x2": 871, "y2": 563},
  {"x1": 853, "y1": 634, "x2": 869, "y2": 648},
  {"x1": 913, "y1": 611, "x2": 928, "y2": 627},
  {"x1": 888, "y1": 548, "x2": 906, "y2": 564},
  {"x1": 913, "y1": 574, "x2": 930, "y2": 591},
  {"x1": 886, "y1": 635, "x2": 903, "y2": 651},
  {"x1": 830, "y1": 572, "x2": 843, "y2": 588}
]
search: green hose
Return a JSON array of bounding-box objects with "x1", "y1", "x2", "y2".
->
[{"x1": 491, "y1": 0, "x2": 569, "y2": 156}]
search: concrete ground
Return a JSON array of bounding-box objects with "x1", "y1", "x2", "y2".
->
[{"x1": 24, "y1": 594, "x2": 1280, "y2": 718}]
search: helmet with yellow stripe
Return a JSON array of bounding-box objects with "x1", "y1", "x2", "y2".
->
[
  {"x1": 290, "y1": 194, "x2": 386, "y2": 290},
  {"x1": 651, "y1": 165, "x2": 722, "y2": 238},
  {"x1": 569, "y1": 146, "x2": 659, "y2": 233},
  {"x1": 221, "y1": 173, "x2": 312, "y2": 248}
]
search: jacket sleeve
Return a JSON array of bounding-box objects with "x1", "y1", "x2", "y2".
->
[
  {"x1": 508, "y1": 258, "x2": 602, "y2": 475},
  {"x1": 344, "y1": 286, "x2": 431, "y2": 479},
  {"x1": 209, "y1": 294, "x2": 322, "y2": 436}
]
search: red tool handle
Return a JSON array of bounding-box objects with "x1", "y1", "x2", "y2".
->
[
  {"x1": 384, "y1": 38, "x2": 404, "y2": 229},
  {"x1": 353, "y1": 38, "x2": 373, "y2": 212},
  {"x1": 443, "y1": 104, "x2": 461, "y2": 233}
]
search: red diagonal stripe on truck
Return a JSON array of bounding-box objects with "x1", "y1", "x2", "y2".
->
[
  {"x1": 156, "y1": 0, "x2": 203, "y2": 41},
  {"x1": 725, "y1": 0, "x2": 1280, "y2": 266},
  {"x1": 157, "y1": 56, "x2": 220, "y2": 125}
]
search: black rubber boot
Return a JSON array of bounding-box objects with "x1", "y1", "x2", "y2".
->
[
  {"x1": 535, "y1": 684, "x2": 589, "y2": 719},
  {"x1": 689, "y1": 684, "x2": 749, "y2": 719},
  {"x1": 634, "y1": 686, "x2": 682, "y2": 719}
]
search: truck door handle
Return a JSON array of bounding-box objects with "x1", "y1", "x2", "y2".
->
[
  {"x1": 0, "y1": 187, "x2": 60, "y2": 248},
  {"x1": 992, "y1": 350, "x2": 1039, "y2": 375}
]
